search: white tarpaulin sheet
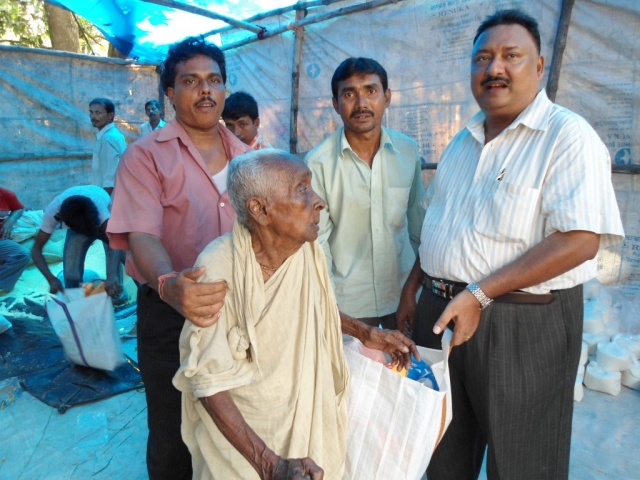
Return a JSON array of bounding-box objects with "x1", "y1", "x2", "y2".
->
[
  {"x1": 1, "y1": 0, "x2": 638, "y2": 289},
  {"x1": 0, "y1": 47, "x2": 161, "y2": 209}
]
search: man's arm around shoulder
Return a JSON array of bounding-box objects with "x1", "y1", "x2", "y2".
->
[{"x1": 128, "y1": 232, "x2": 227, "y2": 328}]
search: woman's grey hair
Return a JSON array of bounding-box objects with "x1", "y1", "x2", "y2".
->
[{"x1": 228, "y1": 148, "x2": 302, "y2": 228}]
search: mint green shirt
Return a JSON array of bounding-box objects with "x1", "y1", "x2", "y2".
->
[{"x1": 306, "y1": 127, "x2": 425, "y2": 318}]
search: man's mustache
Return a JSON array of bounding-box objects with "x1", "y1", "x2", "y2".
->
[
  {"x1": 481, "y1": 76, "x2": 510, "y2": 86},
  {"x1": 350, "y1": 109, "x2": 374, "y2": 118},
  {"x1": 196, "y1": 96, "x2": 217, "y2": 107}
]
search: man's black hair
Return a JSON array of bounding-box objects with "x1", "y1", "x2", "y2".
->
[
  {"x1": 473, "y1": 9, "x2": 541, "y2": 53},
  {"x1": 58, "y1": 196, "x2": 101, "y2": 236},
  {"x1": 222, "y1": 92, "x2": 259, "y2": 121},
  {"x1": 331, "y1": 57, "x2": 389, "y2": 99},
  {"x1": 160, "y1": 37, "x2": 226, "y2": 93},
  {"x1": 89, "y1": 98, "x2": 115, "y2": 115},
  {"x1": 145, "y1": 99, "x2": 161, "y2": 110}
]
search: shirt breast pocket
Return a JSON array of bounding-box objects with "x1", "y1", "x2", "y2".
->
[
  {"x1": 473, "y1": 182, "x2": 540, "y2": 244},
  {"x1": 385, "y1": 186, "x2": 410, "y2": 231}
]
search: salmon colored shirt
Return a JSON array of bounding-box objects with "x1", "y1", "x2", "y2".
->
[{"x1": 107, "y1": 119, "x2": 251, "y2": 284}]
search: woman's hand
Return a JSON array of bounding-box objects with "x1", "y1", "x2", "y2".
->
[{"x1": 271, "y1": 457, "x2": 323, "y2": 480}]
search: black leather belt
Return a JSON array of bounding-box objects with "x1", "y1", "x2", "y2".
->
[{"x1": 422, "y1": 273, "x2": 555, "y2": 305}]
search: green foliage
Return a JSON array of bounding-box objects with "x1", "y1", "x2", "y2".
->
[
  {"x1": 0, "y1": 0, "x2": 106, "y2": 54},
  {"x1": 0, "y1": 0, "x2": 48, "y2": 48},
  {"x1": 75, "y1": 13, "x2": 108, "y2": 55}
]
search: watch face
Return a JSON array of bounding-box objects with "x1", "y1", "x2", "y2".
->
[{"x1": 0, "y1": 210, "x2": 10, "y2": 220}]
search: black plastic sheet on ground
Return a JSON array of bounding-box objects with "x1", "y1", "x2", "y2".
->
[
  {"x1": 20, "y1": 358, "x2": 142, "y2": 413},
  {"x1": 0, "y1": 296, "x2": 142, "y2": 413}
]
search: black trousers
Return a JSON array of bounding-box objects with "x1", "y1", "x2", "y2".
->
[
  {"x1": 357, "y1": 312, "x2": 398, "y2": 329},
  {"x1": 137, "y1": 284, "x2": 192, "y2": 480},
  {"x1": 414, "y1": 284, "x2": 583, "y2": 480}
]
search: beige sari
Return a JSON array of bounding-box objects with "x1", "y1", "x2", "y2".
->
[{"x1": 173, "y1": 221, "x2": 349, "y2": 479}]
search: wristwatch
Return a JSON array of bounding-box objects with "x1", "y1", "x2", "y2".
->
[{"x1": 466, "y1": 283, "x2": 493, "y2": 309}]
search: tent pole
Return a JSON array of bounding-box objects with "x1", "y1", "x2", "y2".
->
[
  {"x1": 157, "y1": 66, "x2": 166, "y2": 119},
  {"x1": 290, "y1": 9, "x2": 307, "y2": 154},
  {"x1": 221, "y1": 0, "x2": 403, "y2": 51},
  {"x1": 203, "y1": 0, "x2": 347, "y2": 38},
  {"x1": 546, "y1": 0, "x2": 576, "y2": 102},
  {"x1": 142, "y1": 0, "x2": 265, "y2": 35}
]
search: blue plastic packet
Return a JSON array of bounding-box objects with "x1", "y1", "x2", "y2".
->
[{"x1": 407, "y1": 356, "x2": 439, "y2": 391}]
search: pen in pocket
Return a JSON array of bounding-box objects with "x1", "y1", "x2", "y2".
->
[{"x1": 491, "y1": 168, "x2": 506, "y2": 192}]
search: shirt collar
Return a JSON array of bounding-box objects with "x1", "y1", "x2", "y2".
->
[
  {"x1": 155, "y1": 118, "x2": 185, "y2": 143},
  {"x1": 155, "y1": 119, "x2": 251, "y2": 158},
  {"x1": 467, "y1": 89, "x2": 552, "y2": 143},
  {"x1": 150, "y1": 119, "x2": 166, "y2": 130},
  {"x1": 338, "y1": 126, "x2": 397, "y2": 156},
  {"x1": 249, "y1": 131, "x2": 265, "y2": 150},
  {"x1": 96, "y1": 121, "x2": 116, "y2": 139}
]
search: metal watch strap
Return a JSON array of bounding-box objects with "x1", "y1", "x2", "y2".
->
[{"x1": 467, "y1": 283, "x2": 493, "y2": 309}]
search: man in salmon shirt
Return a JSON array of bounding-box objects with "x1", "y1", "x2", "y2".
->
[{"x1": 107, "y1": 37, "x2": 251, "y2": 480}]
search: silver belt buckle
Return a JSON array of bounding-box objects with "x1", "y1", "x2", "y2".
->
[{"x1": 432, "y1": 279, "x2": 451, "y2": 299}]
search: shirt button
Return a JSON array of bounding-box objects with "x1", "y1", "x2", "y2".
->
[{"x1": 220, "y1": 202, "x2": 225, "y2": 207}]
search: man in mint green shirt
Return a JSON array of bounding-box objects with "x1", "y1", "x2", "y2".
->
[{"x1": 306, "y1": 57, "x2": 425, "y2": 330}]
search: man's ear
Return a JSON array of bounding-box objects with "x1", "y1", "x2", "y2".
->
[
  {"x1": 247, "y1": 197, "x2": 269, "y2": 227},
  {"x1": 384, "y1": 88, "x2": 392, "y2": 109},
  {"x1": 167, "y1": 87, "x2": 175, "y2": 104},
  {"x1": 332, "y1": 97, "x2": 340, "y2": 115},
  {"x1": 537, "y1": 55, "x2": 545, "y2": 79},
  {"x1": 253, "y1": 118, "x2": 261, "y2": 128}
]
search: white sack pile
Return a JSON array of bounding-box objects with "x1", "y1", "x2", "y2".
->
[{"x1": 577, "y1": 279, "x2": 640, "y2": 401}]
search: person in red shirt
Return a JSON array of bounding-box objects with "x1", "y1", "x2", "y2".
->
[
  {"x1": 107, "y1": 37, "x2": 250, "y2": 480},
  {"x1": 0, "y1": 187, "x2": 30, "y2": 294}
]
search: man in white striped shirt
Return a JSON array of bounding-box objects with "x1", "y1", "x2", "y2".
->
[{"x1": 397, "y1": 9, "x2": 624, "y2": 480}]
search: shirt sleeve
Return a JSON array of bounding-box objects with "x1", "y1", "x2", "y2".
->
[
  {"x1": 306, "y1": 154, "x2": 336, "y2": 289},
  {"x1": 172, "y1": 239, "x2": 258, "y2": 398},
  {"x1": 406, "y1": 143, "x2": 426, "y2": 253},
  {"x1": 542, "y1": 117, "x2": 624, "y2": 248},
  {"x1": 40, "y1": 198, "x2": 61, "y2": 234},
  {"x1": 107, "y1": 143, "x2": 165, "y2": 250},
  {"x1": 100, "y1": 134, "x2": 125, "y2": 188},
  {"x1": 4, "y1": 191, "x2": 24, "y2": 211}
]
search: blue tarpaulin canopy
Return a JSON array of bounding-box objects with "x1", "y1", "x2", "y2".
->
[{"x1": 46, "y1": 0, "x2": 318, "y2": 62}]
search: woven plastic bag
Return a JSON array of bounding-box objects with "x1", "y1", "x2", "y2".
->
[
  {"x1": 46, "y1": 289, "x2": 124, "y2": 371},
  {"x1": 343, "y1": 330, "x2": 452, "y2": 480},
  {"x1": 10, "y1": 209, "x2": 43, "y2": 243}
]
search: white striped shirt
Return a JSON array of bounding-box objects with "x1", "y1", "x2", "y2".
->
[{"x1": 419, "y1": 89, "x2": 624, "y2": 294}]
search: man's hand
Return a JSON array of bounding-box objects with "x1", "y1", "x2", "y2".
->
[
  {"x1": 105, "y1": 280, "x2": 123, "y2": 300},
  {"x1": 162, "y1": 266, "x2": 227, "y2": 327},
  {"x1": 432, "y1": 289, "x2": 482, "y2": 347},
  {"x1": 1, "y1": 218, "x2": 14, "y2": 239},
  {"x1": 396, "y1": 258, "x2": 423, "y2": 336},
  {"x1": 396, "y1": 286, "x2": 418, "y2": 336},
  {"x1": 48, "y1": 278, "x2": 64, "y2": 294},
  {"x1": 272, "y1": 457, "x2": 323, "y2": 480}
]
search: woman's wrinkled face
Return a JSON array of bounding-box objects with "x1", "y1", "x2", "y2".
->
[{"x1": 267, "y1": 162, "x2": 326, "y2": 245}]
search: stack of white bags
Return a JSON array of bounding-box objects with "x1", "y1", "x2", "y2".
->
[{"x1": 576, "y1": 279, "x2": 640, "y2": 401}]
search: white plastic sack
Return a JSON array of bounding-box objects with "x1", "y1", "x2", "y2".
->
[
  {"x1": 10, "y1": 210, "x2": 43, "y2": 243},
  {"x1": 46, "y1": 289, "x2": 124, "y2": 371},
  {"x1": 343, "y1": 330, "x2": 452, "y2": 480}
]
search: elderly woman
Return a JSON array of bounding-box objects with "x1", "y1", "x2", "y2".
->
[{"x1": 173, "y1": 149, "x2": 418, "y2": 479}]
